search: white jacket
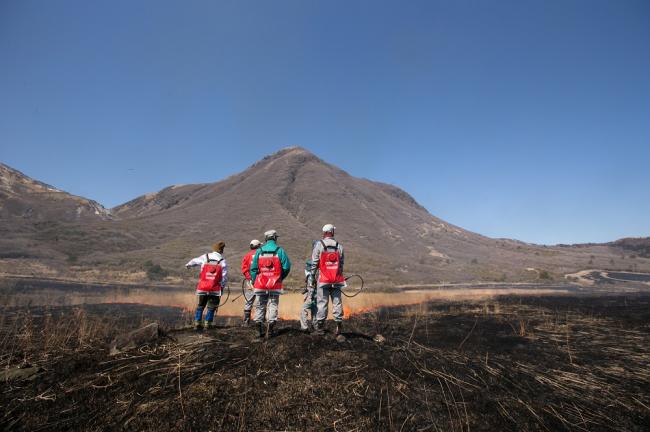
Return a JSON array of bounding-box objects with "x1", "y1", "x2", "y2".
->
[{"x1": 185, "y1": 252, "x2": 228, "y2": 287}]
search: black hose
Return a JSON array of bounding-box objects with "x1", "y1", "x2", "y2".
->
[
  {"x1": 342, "y1": 274, "x2": 364, "y2": 298},
  {"x1": 230, "y1": 279, "x2": 245, "y2": 302},
  {"x1": 212, "y1": 284, "x2": 230, "y2": 311},
  {"x1": 221, "y1": 283, "x2": 230, "y2": 304}
]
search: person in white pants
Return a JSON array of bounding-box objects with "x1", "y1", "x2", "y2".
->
[{"x1": 250, "y1": 230, "x2": 291, "y2": 338}]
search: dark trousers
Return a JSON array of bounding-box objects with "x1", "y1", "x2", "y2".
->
[{"x1": 195, "y1": 294, "x2": 221, "y2": 322}]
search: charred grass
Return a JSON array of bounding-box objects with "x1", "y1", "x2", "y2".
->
[{"x1": 2, "y1": 295, "x2": 650, "y2": 431}]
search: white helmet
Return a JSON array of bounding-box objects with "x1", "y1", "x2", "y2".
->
[
  {"x1": 250, "y1": 239, "x2": 261, "y2": 248},
  {"x1": 322, "y1": 224, "x2": 336, "y2": 233},
  {"x1": 264, "y1": 230, "x2": 278, "y2": 240}
]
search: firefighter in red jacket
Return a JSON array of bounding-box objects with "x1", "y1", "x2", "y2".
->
[{"x1": 241, "y1": 239, "x2": 261, "y2": 325}]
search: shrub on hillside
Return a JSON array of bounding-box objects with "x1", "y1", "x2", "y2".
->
[{"x1": 144, "y1": 261, "x2": 168, "y2": 281}]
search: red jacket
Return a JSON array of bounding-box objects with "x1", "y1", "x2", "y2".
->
[{"x1": 241, "y1": 249, "x2": 256, "y2": 281}]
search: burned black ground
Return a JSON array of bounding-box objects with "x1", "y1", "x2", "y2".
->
[{"x1": 2, "y1": 294, "x2": 650, "y2": 431}]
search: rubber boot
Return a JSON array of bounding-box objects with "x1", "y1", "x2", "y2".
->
[
  {"x1": 313, "y1": 320, "x2": 325, "y2": 336},
  {"x1": 205, "y1": 320, "x2": 215, "y2": 330},
  {"x1": 335, "y1": 321, "x2": 343, "y2": 335},
  {"x1": 194, "y1": 320, "x2": 203, "y2": 331},
  {"x1": 256, "y1": 322, "x2": 265, "y2": 338},
  {"x1": 242, "y1": 311, "x2": 251, "y2": 327},
  {"x1": 268, "y1": 321, "x2": 276, "y2": 337}
]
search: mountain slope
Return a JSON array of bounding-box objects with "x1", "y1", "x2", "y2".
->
[
  {"x1": 106, "y1": 147, "x2": 488, "y2": 283},
  {"x1": 1, "y1": 150, "x2": 649, "y2": 285},
  {"x1": 0, "y1": 163, "x2": 111, "y2": 222},
  {"x1": 102, "y1": 147, "x2": 650, "y2": 285},
  {"x1": 609, "y1": 237, "x2": 650, "y2": 258}
]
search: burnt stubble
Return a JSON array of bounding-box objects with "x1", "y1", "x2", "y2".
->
[{"x1": 2, "y1": 293, "x2": 649, "y2": 431}]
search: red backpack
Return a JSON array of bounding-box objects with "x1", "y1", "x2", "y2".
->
[
  {"x1": 196, "y1": 254, "x2": 224, "y2": 293},
  {"x1": 318, "y1": 240, "x2": 344, "y2": 284},
  {"x1": 253, "y1": 248, "x2": 283, "y2": 290}
]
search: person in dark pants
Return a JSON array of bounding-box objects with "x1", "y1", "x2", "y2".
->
[{"x1": 185, "y1": 241, "x2": 228, "y2": 330}]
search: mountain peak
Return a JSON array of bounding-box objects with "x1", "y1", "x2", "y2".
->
[
  {"x1": 265, "y1": 146, "x2": 319, "y2": 161},
  {"x1": 250, "y1": 146, "x2": 323, "y2": 170},
  {"x1": 275, "y1": 146, "x2": 313, "y2": 156}
]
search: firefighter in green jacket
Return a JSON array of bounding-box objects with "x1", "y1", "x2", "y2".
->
[{"x1": 250, "y1": 230, "x2": 291, "y2": 338}]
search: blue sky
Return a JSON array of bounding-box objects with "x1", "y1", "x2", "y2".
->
[{"x1": 1, "y1": 0, "x2": 648, "y2": 245}]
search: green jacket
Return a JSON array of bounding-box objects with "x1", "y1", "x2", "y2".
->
[{"x1": 250, "y1": 239, "x2": 291, "y2": 283}]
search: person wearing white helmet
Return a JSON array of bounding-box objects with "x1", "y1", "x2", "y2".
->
[
  {"x1": 309, "y1": 224, "x2": 346, "y2": 336},
  {"x1": 249, "y1": 230, "x2": 291, "y2": 339},
  {"x1": 240, "y1": 239, "x2": 262, "y2": 325}
]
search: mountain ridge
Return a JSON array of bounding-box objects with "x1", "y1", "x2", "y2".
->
[
  {"x1": 1, "y1": 149, "x2": 649, "y2": 285},
  {"x1": 0, "y1": 162, "x2": 112, "y2": 222}
]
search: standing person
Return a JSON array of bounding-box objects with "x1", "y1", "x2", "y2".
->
[
  {"x1": 310, "y1": 224, "x2": 345, "y2": 335},
  {"x1": 300, "y1": 242, "x2": 319, "y2": 332},
  {"x1": 241, "y1": 239, "x2": 262, "y2": 325},
  {"x1": 185, "y1": 241, "x2": 228, "y2": 331},
  {"x1": 250, "y1": 230, "x2": 291, "y2": 339}
]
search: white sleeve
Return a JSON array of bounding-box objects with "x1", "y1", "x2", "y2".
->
[
  {"x1": 221, "y1": 259, "x2": 228, "y2": 286},
  {"x1": 185, "y1": 255, "x2": 206, "y2": 268}
]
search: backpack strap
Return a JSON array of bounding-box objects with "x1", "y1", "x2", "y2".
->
[
  {"x1": 320, "y1": 240, "x2": 338, "y2": 251},
  {"x1": 206, "y1": 253, "x2": 222, "y2": 263}
]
